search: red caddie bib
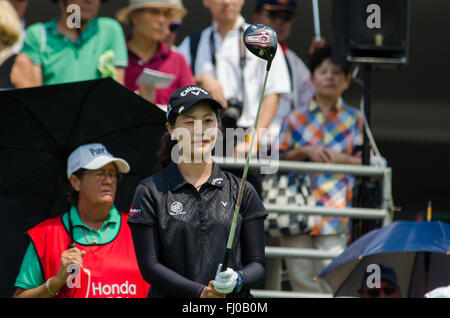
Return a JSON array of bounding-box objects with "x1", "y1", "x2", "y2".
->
[{"x1": 28, "y1": 212, "x2": 150, "y2": 298}]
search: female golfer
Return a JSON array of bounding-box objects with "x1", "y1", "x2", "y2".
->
[
  {"x1": 13, "y1": 144, "x2": 150, "y2": 298},
  {"x1": 128, "y1": 85, "x2": 267, "y2": 298}
]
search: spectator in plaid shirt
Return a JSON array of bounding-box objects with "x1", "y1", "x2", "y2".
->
[{"x1": 277, "y1": 45, "x2": 363, "y2": 293}]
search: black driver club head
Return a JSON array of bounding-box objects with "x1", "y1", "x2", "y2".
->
[{"x1": 243, "y1": 24, "x2": 278, "y2": 68}]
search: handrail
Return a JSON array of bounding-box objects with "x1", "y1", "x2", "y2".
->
[
  {"x1": 265, "y1": 247, "x2": 341, "y2": 259},
  {"x1": 214, "y1": 157, "x2": 393, "y2": 298},
  {"x1": 213, "y1": 156, "x2": 390, "y2": 177},
  {"x1": 265, "y1": 204, "x2": 388, "y2": 219},
  {"x1": 251, "y1": 289, "x2": 333, "y2": 298}
]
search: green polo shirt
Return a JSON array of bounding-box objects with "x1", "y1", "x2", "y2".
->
[
  {"x1": 14, "y1": 205, "x2": 121, "y2": 290},
  {"x1": 21, "y1": 17, "x2": 128, "y2": 85}
]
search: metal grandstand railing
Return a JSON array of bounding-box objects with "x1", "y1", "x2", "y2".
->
[{"x1": 213, "y1": 156, "x2": 393, "y2": 298}]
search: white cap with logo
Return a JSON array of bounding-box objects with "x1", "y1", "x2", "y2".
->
[{"x1": 67, "y1": 143, "x2": 130, "y2": 179}]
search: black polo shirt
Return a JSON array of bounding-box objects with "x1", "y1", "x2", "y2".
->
[{"x1": 128, "y1": 161, "x2": 267, "y2": 297}]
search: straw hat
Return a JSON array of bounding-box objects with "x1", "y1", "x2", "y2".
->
[
  {"x1": 0, "y1": 0, "x2": 22, "y2": 47},
  {"x1": 116, "y1": 0, "x2": 187, "y2": 23}
]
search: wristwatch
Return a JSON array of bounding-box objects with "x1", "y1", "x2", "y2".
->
[{"x1": 234, "y1": 272, "x2": 244, "y2": 293}]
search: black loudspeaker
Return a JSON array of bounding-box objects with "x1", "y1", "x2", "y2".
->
[{"x1": 332, "y1": 0, "x2": 410, "y2": 65}]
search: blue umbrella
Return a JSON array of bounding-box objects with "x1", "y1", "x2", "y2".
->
[{"x1": 318, "y1": 221, "x2": 450, "y2": 298}]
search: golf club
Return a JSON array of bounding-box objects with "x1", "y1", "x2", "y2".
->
[
  {"x1": 312, "y1": 0, "x2": 322, "y2": 41},
  {"x1": 221, "y1": 24, "x2": 278, "y2": 272}
]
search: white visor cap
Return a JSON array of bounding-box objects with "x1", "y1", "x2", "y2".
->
[{"x1": 67, "y1": 143, "x2": 130, "y2": 179}]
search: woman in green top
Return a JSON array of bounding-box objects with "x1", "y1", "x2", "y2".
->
[{"x1": 13, "y1": 143, "x2": 149, "y2": 298}]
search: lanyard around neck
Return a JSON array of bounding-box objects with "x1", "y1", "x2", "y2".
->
[
  {"x1": 81, "y1": 224, "x2": 110, "y2": 245},
  {"x1": 285, "y1": 55, "x2": 295, "y2": 110},
  {"x1": 209, "y1": 26, "x2": 247, "y2": 100}
]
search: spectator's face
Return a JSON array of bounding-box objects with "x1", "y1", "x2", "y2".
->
[
  {"x1": 253, "y1": 9, "x2": 294, "y2": 43},
  {"x1": 70, "y1": 162, "x2": 117, "y2": 208},
  {"x1": 65, "y1": 0, "x2": 101, "y2": 22},
  {"x1": 130, "y1": 7, "x2": 173, "y2": 43},
  {"x1": 203, "y1": 0, "x2": 244, "y2": 25},
  {"x1": 360, "y1": 279, "x2": 402, "y2": 298},
  {"x1": 8, "y1": 0, "x2": 29, "y2": 19},
  {"x1": 311, "y1": 58, "x2": 351, "y2": 100}
]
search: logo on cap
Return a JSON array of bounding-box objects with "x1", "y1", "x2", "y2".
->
[
  {"x1": 89, "y1": 147, "x2": 109, "y2": 157},
  {"x1": 70, "y1": 161, "x2": 81, "y2": 171},
  {"x1": 180, "y1": 86, "x2": 209, "y2": 97}
]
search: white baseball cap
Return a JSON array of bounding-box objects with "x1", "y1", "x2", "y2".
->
[{"x1": 67, "y1": 143, "x2": 130, "y2": 179}]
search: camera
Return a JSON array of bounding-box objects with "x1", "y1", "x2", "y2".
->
[
  {"x1": 216, "y1": 98, "x2": 244, "y2": 158},
  {"x1": 222, "y1": 97, "x2": 243, "y2": 129}
]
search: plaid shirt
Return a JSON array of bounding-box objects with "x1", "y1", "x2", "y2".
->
[{"x1": 279, "y1": 98, "x2": 364, "y2": 235}]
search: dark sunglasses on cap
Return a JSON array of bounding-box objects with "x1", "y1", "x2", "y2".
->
[
  {"x1": 367, "y1": 285, "x2": 397, "y2": 297},
  {"x1": 267, "y1": 10, "x2": 295, "y2": 22},
  {"x1": 169, "y1": 22, "x2": 182, "y2": 33}
]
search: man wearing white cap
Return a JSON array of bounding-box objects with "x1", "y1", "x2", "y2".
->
[{"x1": 13, "y1": 144, "x2": 150, "y2": 298}]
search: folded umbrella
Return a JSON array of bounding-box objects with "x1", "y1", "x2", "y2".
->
[
  {"x1": 318, "y1": 221, "x2": 450, "y2": 298},
  {"x1": 0, "y1": 78, "x2": 167, "y2": 297}
]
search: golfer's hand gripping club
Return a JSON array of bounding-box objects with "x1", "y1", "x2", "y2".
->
[
  {"x1": 221, "y1": 24, "x2": 277, "y2": 272},
  {"x1": 213, "y1": 264, "x2": 238, "y2": 294}
]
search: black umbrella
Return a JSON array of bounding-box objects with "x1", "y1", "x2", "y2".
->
[{"x1": 0, "y1": 78, "x2": 167, "y2": 297}]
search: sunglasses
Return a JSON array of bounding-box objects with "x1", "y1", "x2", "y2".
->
[
  {"x1": 366, "y1": 285, "x2": 397, "y2": 297},
  {"x1": 83, "y1": 170, "x2": 123, "y2": 183},
  {"x1": 267, "y1": 10, "x2": 295, "y2": 22},
  {"x1": 169, "y1": 22, "x2": 182, "y2": 33}
]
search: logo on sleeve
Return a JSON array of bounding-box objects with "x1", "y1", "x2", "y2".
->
[
  {"x1": 170, "y1": 202, "x2": 187, "y2": 216},
  {"x1": 129, "y1": 206, "x2": 142, "y2": 216}
]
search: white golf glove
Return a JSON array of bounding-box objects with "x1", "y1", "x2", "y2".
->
[{"x1": 213, "y1": 264, "x2": 238, "y2": 294}]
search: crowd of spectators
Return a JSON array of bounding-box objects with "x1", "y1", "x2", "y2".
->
[{"x1": 1, "y1": 0, "x2": 372, "y2": 296}]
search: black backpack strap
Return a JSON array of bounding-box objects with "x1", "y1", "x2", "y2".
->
[{"x1": 189, "y1": 33, "x2": 201, "y2": 76}]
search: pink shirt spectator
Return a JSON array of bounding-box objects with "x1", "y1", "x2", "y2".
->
[{"x1": 125, "y1": 41, "x2": 195, "y2": 106}]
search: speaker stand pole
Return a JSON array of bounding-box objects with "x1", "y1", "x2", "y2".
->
[{"x1": 362, "y1": 63, "x2": 372, "y2": 166}]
